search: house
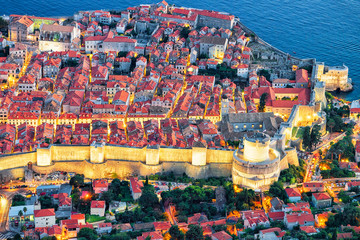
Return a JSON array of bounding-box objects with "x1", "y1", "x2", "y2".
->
[
  {"x1": 285, "y1": 188, "x2": 302, "y2": 202},
  {"x1": 129, "y1": 177, "x2": 143, "y2": 200},
  {"x1": 34, "y1": 209, "x2": 56, "y2": 228},
  {"x1": 300, "y1": 226, "x2": 318, "y2": 235},
  {"x1": 137, "y1": 231, "x2": 163, "y2": 240},
  {"x1": 270, "y1": 197, "x2": 285, "y2": 211},
  {"x1": 312, "y1": 192, "x2": 332, "y2": 208},
  {"x1": 188, "y1": 213, "x2": 209, "y2": 225},
  {"x1": 97, "y1": 222, "x2": 112, "y2": 234},
  {"x1": 284, "y1": 212, "x2": 314, "y2": 230},
  {"x1": 257, "y1": 227, "x2": 286, "y2": 240},
  {"x1": 92, "y1": 179, "x2": 109, "y2": 194},
  {"x1": 237, "y1": 64, "x2": 249, "y2": 78},
  {"x1": 91, "y1": 200, "x2": 106, "y2": 217},
  {"x1": 303, "y1": 182, "x2": 324, "y2": 192},
  {"x1": 211, "y1": 231, "x2": 232, "y2": 240}
]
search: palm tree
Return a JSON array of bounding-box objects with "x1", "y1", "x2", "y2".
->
[
  {"x1": 23, "y1": 207, "x2": 27, "y2": 220},
  {"x1": 18, "y1": 210, "x2": 23, "y2": 222}
]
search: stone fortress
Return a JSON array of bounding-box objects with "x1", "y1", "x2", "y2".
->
[{"x1": 232, "y1": 132, "x2": 282, "y2": 189}]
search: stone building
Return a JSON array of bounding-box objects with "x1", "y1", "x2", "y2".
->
[
  {"x1": 232, "y1": 132, "x2": 281, "y2": 189},
  {"x1": 200, "y1": 36, "x2": 227, "y2": 59},
  {"x1": 39, "y1": 24, "x2": 81, "y2": 52},
  {"x1": 312, "y1": 62, "x2": 352, "y2": 92}
]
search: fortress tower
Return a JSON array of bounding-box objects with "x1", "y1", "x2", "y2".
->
[{"x1": 232, "y1": 132, "x2": 281, "y2": 189}]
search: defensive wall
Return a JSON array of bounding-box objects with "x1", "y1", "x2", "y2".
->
[{"x1": 0, "y1": 144, "x2": 234, "y2": 180}]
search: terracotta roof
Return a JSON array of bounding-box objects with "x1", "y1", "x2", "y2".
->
[
  {"x1": 34, "y1": 209, "x2": 55, "y2": 218},
  {"x1": 285, "y1": 188, "x2": 301, "y2": 198},
  {"x1": 91, "y1": 200, "x2": 105, "y2": 208},
  {"x1": 313, "y1": 192, "x2": 331, "y2": 201}
]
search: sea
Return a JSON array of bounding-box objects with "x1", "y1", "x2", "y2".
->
[{"x1": 2, "y1": 0, "x2": 360, "y2": 100}]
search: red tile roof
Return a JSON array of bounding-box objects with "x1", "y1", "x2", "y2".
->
[
  {"x1": 34, "y1": 209, "x2": 55, "y2": 218},
  {"x1": 91, "y1": 200, "x2": 105, "y2": 208}
]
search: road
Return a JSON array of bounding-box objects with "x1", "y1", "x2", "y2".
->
[{"x1": 0, "y1": 188, "x2": 28, "y2": 235}]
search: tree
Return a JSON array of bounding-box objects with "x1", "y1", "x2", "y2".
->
[
  {"x1": 169, "y1": 225, "x2": 185, "y2": 240},
  {"x1": 259, "y1": 93, "x2": 268, "y2": 112},
  {"x1": 138, "y1": 185, "x2": 159, "y2": 209},
  {"x1": 310, "y1": 124, "x2": 322, "y2": 149},
  {"x1": 100, "y1": 190, "x2": 115, "y2": 210},
  {"x1": 302, "y1": 126, "x2": 311, "y2": 150},
  {"x1": 70, "y1": 174, "x2": 84, "y2": 188},
  {"x1": 0, "y1": 17, "x2": 7, "y2": 29},
  {"x1": 185, "y1": 225, "x2": 203, "y2": 240},
  {"x1": 327, "y1": 118, "x2": 336, "y2": 133},
  {"x1": 77, "y1": 227, "x2": 98, "y2": 240},
  {"x1": 18, "y1": 210, "x2": 23, "y2": 220},
  {"x1": 111, "y1": 232, "x2": 131, "y2": 240},
  {"x1": 269, "y1": 181, "x2": 287, "y2": 201}
]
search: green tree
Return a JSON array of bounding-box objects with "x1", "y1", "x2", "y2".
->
[
  {"x1": 269, "y1": 181, "x2": 287, "y2": 201},
  {"x1": 310, "y1": 124, "x2": 322, "y2": 149},
  {"x1": 70, "y1": 174, "x2": 84, "y2": 188},
  {"x1": 185, "y1": 225, "x2": 203, "y2": 240},
  {"x1": 111, "y1": 232, "x2": 131, "y2": 240},
  {"x1": 169, "y1": 225, "x2": 185, "y2": 240},
  {"x1": 18, "y1": 210, "x2": 23, "y2": 220},
  {"x1": 259, "y1": 93, "x2": 268, "y2": 112},
  {"x1": 302, "y1": 126, "x2": 311, "y2": 151},
  {"x1": 327, "y1": 118, "x2": 336, "y2": 133},
  {"x1": 100, "y1": 190, "x2": 115, "y2": 210},
  {"x1": 77, "y1": 227, "x2": 98, "y2": 240},
  {"x1": 139, "y1": 185, "x2": 159, "y2": 209}
]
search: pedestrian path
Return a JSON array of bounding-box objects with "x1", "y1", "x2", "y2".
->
[{"x1": 0, "y1": 231, "x2": 16, "y2": 240}]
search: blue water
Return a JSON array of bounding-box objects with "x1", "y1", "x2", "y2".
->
[{"x1": 2, "y1": 0, "x2": 360, "y2": 100}]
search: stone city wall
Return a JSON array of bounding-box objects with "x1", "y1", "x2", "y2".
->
[{"x1": 0, "y1": 144, "x2": 234, "y2": 180}]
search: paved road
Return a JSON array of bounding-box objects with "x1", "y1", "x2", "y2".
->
[{"x1": 0, "y1": 189, "x2": 28, "y2": 233}]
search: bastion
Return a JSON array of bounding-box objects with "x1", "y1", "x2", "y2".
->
[{"x1": 232, "y1": 132, "x2": 282, "y2": 189}]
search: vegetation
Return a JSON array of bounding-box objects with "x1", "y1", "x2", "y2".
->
[
  {"x1": 258, "y1": 69, "x2": 271, "y2": 81},
  {"x1": 85, "y1": 214, "x2": 106, "y2": 223},
  {"x1": 337, "y1": 190, "x2": 352, "y2": 203},
  {"x1": 161, "y1": 185, "x2": 217, "y2": 219},
  {"x1": 185, "y1": 225, "x2": 203, "y2": 240},
  {"x1": 279, "y1": 160, "x2": 306, "y2": 184},
  {"x1": 320, "y1": 160, "x2": 355, "y2": 179},
  {"x1": 224, "y1": 183, "x2": 257, "y2": 212},
  {"x1": 326, "y1": 205, "x2": 360, "y2": 227},
  {"x1": 327, "y1": 135, "x2": 355, "y2": 162},
  {"x1": 77, "y1": 227, "x2": 98, "y2": 240},
  {"x1": 259, "y1": 93, "x2": 268, "y2": 112},
  {"x1": 302, "y1": 124, "x2": 322, "y2": 151},
  {"x1": 39, "y1": 195, "x2": 57, "y2": 210},
  {"x1": 70, "y1": 174, "x2": 85, "y2": 188},
  {"x1": 116, "y1": 180, "x2": 165, "y2": 223},
  {"x1": 269, "y1": 181, "x2": 287, "y2": 201},
  {"x1": 12, "y1": 194, "x2": 26, "y2": 206},
  {"x1": 169, "y1": 225, "x2": 185, "y2": 240}
]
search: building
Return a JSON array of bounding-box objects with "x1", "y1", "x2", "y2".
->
[
  {"x1": 91, "y1": 200, "x2": 106, "y2": 216},
  {"x1": 232, "y1": 132, "x2": 281, "y2": 189},
  {"x1": 34, "y1": 209, "x2": 56, "y2": 228},
  {"x1": 196, "y1": 10, "x2": 234, "y2": 29},
  {"x1": 200, "y1": 36, "x2": 228, "y2": 59},
  {"x1": 312, "y1": 192, "x2": 332, "y2": 208},
  {"x1": 303, "y1": 182, "x2": 324, "y2": 192},
  {"x1": 8, "y1": 16, "x2": 34, "y2": 42},
  {"x1": 237, "y1": 64, "x2": 249, "y2": 78},
  {"x1": 285, "y1": 188, "x2": 302, "y2": 202},
  {"x1": 39, "y1": 24, "x2": 81, "y2": 52},
  {"x1": 257, "y1": 227, "x2": 286, "y2": 240},
  {"x1": 313, "y1": 62, "x2": 352, "y2": 92},
  {"x1": 130, "y1": 177, "x2": 143, "y2": 200},
  {"x1": 92, "y1": 179, "x2": 109, "y2": 194},
  {"x1": 9, "y1": 205, "x2": 35, "y2": 225},
  {"x1": 284, "y1": 212, "x2": 314, "y2": 230},
  {"x1": 211, "y1": 231, "x2": 232, "y2": 240}
]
